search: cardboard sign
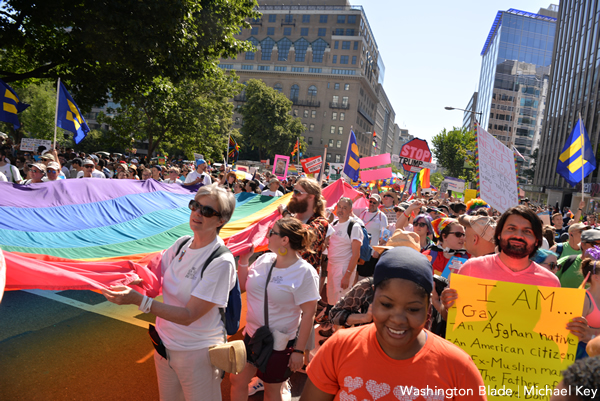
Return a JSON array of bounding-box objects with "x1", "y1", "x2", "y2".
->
[
  {"x1": 272, "y1": 154, "x2": 290, "y2": 179},
  {"x1": 477, "y1": 126, "x2": 518, "y2": 213},
  {"x1": 359, "y1": 167, "x2": 393, "y2": 182},
  {"x1": 444, "y1": 177, "x2": 466, "y2": 192},
  {"x1": 464, "y1": 189, "x2": 478, "y2": 203},
  {"x1": 446, "y1": 275, "x2": 584, "y2": 400},
  {"x1": 538, "y1": 213, "x2": 551, "y2": 226},
  {"x1": 300, "y1": 155, "x2": 322, "y2": 174},
  {"x1": 398, "y1": 157, "x2": 437, "y2": 171},
  {"x1": 20, "y1": 138, "x2": 52, "y2": 153},
  {"x1": 360, "y1": 153, "x2": 391, "y2": 169}
]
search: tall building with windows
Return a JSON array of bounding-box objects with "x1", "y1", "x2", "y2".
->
[
  {"x1": 476, "y1": 6, "x2": 557, "y2": 173},
  {"x1": 374, "y1": 83, "x2": 396, "y2": 156},
  {"x1": 219, "y1": 0, "x2": 385, "y2": 163},
  {"x1": 462, "y1": 92, "x2": 478, "y2": 132},
  {"x1": 534, "y1": 0, "x2": 600, "y2": 207}
]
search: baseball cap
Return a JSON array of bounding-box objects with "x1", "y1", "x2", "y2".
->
[
  {"x1": 459, "y1": 215, "x2": 496, "y2": 243},
  {"x1": 373, "y1": 246, "x2": 433, "y2": 294},
  {"x1": 569, "y1": 222, "x2": 592, "y2": 233},
  {"x1": 41, "y1": 153, "x2": 55, "y2": 161},
  {"x1": 28, "y1": 162, "x2": 46, "y2": 172},
  {"x1": 196, "y1": 159, "x2": 206, "y2": 165},
  {"x1": 82, "y1": 158, "x2": 95, "y2": 166},
  {"x1": 582, "y1": 230, "x2": 600, "y2": 243},
  {"x1": 90, "y1": 154, "x2": 99, "y2": 163},
  {"x1": 370, "y1": 194, "x2": 381, "y2": 203},
  {"x1": 131, "y1": 158, "x2": 139, "y2": 164},
  {"x1": 47, "y1": 162, "x2": 61, "y2": 171}
]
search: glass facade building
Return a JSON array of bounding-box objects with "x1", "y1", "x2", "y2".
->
[
  {"x1": 476, "y1": 8, "x2": 557, "y2": 171},
  {"x1": 535, "y1": 0, "x2": 600, "y2": 201}
]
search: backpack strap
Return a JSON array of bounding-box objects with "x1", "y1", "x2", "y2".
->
[
  {"x1": 347, "y1": 219, "x2": 355, "y2": 238},
  {"x1": 173, "y1": 236, "x2": 192, "y2": 261},
  {"x1": 200, "y1": 245, "x2": 232, "y2": 279},
  {"x1": 559, "y1": 255, "x2": 578, "y2": 275},
  {"x1": 557, "y1": 243, "x2": 564, "y2": 258}
]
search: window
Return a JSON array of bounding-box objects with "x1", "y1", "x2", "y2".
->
[
  {"x1": 329, "y1": 139, "x2": 334, "y2": 147},
  {"x1": 308, "y1": 85, "x2": 317, "y2": 98},
  {"x1": 268, "y1": 15, "x2": 276, "y2": 23},
  {"x1": 290, "y1": 84, "x2": 300, "y2": 101},
  {"x1": 261, "y1": 37, "x2": 275, "y2": 60},
  {"x1": 218, "y1": 64, "x2": 233, "y2": 69},
  {"x1": 340, "y1": 112, "x2": 345, "y2": 121},
  {"x1": 332, "y1": 55, "x2": 337, "y2": 64},
  {"x1": 235, "y1": 117, "x2": 240, "y2": 125},
  {"x1": 352, "y1": 56, "x2": 357, "y2": 64},
  {"x1": 344, "y1": 84, "x2": 349, "y2": 90},
  {"x1": 342, "y1": 41, "x2": 350, "y2": 49},
  {"x1": 333, "y1": 83, "x2": 340, "y2": 90},
  {"x1": 348, "y1": 15, "x2": 357, "y2": 24},
  {"x1": 303, "y1": 123, "x2": 307, "y2": 130},
  {"x1": 338, "y1": 126, "x2": 343, "y2": 135},
  {"x1": 332, "y1": 95, "x2": 339, "y2": 103},
  {"x1": 284, "y1": 15, "x2": 293, "y2": 23},
  {"x1": 335, "y1": 28, "x2": 344, "y2": 35},
  {"x1": 246, "y1": 37, "x2": 259, "y2": 60},
  {"x1": 346, "y1": 29, "x2": 355, "y2": 36},
  {"x1": 332, "y1": 69, "x2": 356, "y2": 75},
  {"x1": 257, "y1": 65, "x2": 270, "y2": 70},
  {"x1": 294, "y1": 109, "x2": 298, "y2": 116},
  {"x1": 308, "y1": 68, "x2": 322, "y2": 73},
  {"x1": 342, "y1": 96, "x2": 348, "y2": 106},
  {"x1": 251, "y1": 27, "x2": 258, "y2": 35},
  {"x1": 283, "y1": 27, "x2": 292, "y2": 36},
  {"x1": 302, "y1": 15, "x2": 310, "y2": 23},
  {"x1": 318, "y1": 28, "x2": 326, "y2": 36},
  {"x1": 274, "y1": 66, "x2": 287, "y2": 71},
  {"x1": 277, "y1": 38, "x2": 292, "y2": 61},
  {"x1": 241, "y1": 65, "x2": 253, "y2": 70},
  {"x1": 335, "y1": 154, "x2": 341, "y2": 163},
  {"x1": 334, "y1": 41, "x2": 339, "y2": 49},
  {"x1": 267, "y1": 27, "x2": 275, "y2": 35},
  {"x1": 311, "y1": 110, "x2": 316, "y2": 118},
  {"x1": 311, "y1": 39, "x2": 328, "y2": 62},
  {"x1": 354, "y1": 41, "x2": 359, "y2": 50},
  {"x1": 294, "y1": 38, "x2": 309, "y2": 62},
  {"x1": 304, "y1": 110, "x2": 309, "y2": 118},
  {"x1": 332, "y1": 112, "x2": 337, "y2": 120},
  {"x1": 274, "y1": 83, "x2": 283, "y2": 93},
  {"x1": 291, "y1": 67, "x2": 304, "y2": 72},
  {"x1": 340, "y1": 55, "x2": 349, "y2": 64},
  {"x1": 336, "y1": 140, "x2": 342, "y2": 148},
  {"x1": 326, "y1": 153, "x2": 332, "y2": 162},
  {"x1": 301, "y1": 28, "x2": 308, "y2": 36},
  {"x1": 320, "y1": 15, "x2": 328, "y2": 23},
  {"x1": 308, "y1": 137, "x2": 313, "y2": 145},
  {"x1": 337, "y1": 15, "x2": 346, "y2": 23},
  {"x1": 309, "y1": 124, "x2": 315, "y2": 131},
  {"x1": 330, "y1": 125, "x2": 336, "y2": 134}
]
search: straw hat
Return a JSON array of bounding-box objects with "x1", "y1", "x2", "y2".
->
[
  {"x1": 373, "y1": 229, "x2": 420, "y2": 254},
  {"x1": 208, "y1": 340, "x2": 246, "y2": 374}
]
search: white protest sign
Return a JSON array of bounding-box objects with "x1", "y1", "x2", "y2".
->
[
  {"x1": 20, "y1": 138, "x2": 52, "y2": 152},
  {"x1": 477, "y1": 126, "x2": 518, "y2": 213},
  {"x1": 443, "y1": 177, "x2": 465, "y2": 192},
  {"x1": 398, "y1": 157, "x2": 437, "y2": 171},
  {"x1": 391, "y1": 154, "x2": 400, "y2": 163}
]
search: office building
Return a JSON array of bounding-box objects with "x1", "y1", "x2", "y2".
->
[
  {"x1": 374, "y1": 83, "x2": 396, "y2": 156},
  {"x1": 476, "y1": 6, "x2": 558, "y2": 172},
  {"x1": 219, "y1": 0, "x2": 387, "y2": 164},
  {"x1": 533, "y1": 0, "x2": 600, "y2": 208},
  {"x1": 462, "y1": 92, "x2": 478, "y2": 132}
]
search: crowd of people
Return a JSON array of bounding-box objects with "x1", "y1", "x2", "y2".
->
[{"x1": 4, "y1": 137, "x2": 600, "y2": 400}]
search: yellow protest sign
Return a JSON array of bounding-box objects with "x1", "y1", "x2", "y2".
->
[
  {"x1": 464, "y1": 189, "x2": 477, "y2": 203},
  {"x1": 446, "y1": 274, "x2": 585, "y2": 400}
]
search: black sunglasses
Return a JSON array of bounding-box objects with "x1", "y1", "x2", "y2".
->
[
  {"x1": 269, "y1": 229, "x2": 283, "y2": 237},
  {"x1": 447, "y1": 232, "x2": 465, "y2": 238},
  {"x1": 188, "y1": 200, "x2": 222, "y2": 218},
  {"x1": 414, "y1": 222, "x2": 428, "y2": 228}
]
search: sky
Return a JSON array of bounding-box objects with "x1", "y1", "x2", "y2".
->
[{"x1": 351, "y1": 0, "x2": 558, "y2": 144}]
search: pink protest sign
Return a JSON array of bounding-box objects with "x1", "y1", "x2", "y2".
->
[
  {"x1": 359, "y1": 153, "x2": 391, "y2": 169},
  {"x1": 272, "y1": 155, "x2": 290, "y2": 180},
  {"x1": 360, "y1": 167, "x2": 393, "y2": 182}
]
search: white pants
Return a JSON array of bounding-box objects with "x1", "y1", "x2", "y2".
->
[
  {"x1": 154, "y1": 348, "x2": 222, "y2": 401},
  {"x1": 327, "y1": 261, "x2": 356, "y2": 306}
]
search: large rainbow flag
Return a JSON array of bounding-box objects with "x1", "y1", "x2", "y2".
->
[{"x1": 0, "y1": 178, "x2": 364, "y2": 295}]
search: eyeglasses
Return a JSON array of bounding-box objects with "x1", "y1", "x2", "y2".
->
[
  {"x1": 293, "y1": 189, "x2": 308, "y2": 196},
  {"x1": 414, "y1": 222, "x2": 428, "y2": 228},
  {"x1": 47, "y1": 169, "x2": 57, "y2": 173},
  {"x1": 447, "y1": 232, "x2": 465, "y2": 238},
  {"x1": 369, "y1": 200, "x2": 378, "y2": 205},
  {"x1": 383, "y1": 194, "x2": 393, "y2": 198},
  {"x1": 84, "y1": 165, "x2": 94, "y2": 169},
  {"x1": 269, "y1": 229, "x2": 283, "y2": 237},
  {"x1": 31, "y1": 168, "x2": 43, "y2": 174},
  {"x1": 188, "y1": 200, "x2": 222, "y2": 218}
]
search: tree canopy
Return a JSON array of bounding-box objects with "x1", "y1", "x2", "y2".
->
[
  {"x1": 0, "y1": 0, "x2": 259, "y2": 110},
  {"x1": 239, "y1": 79, "x2": 305, "y2": 160},
  {"x1": 431, "y1": 127, "x2": 476, "y2": 182}
]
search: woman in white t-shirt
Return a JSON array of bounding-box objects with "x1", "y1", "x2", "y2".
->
[
  {"x1": 102, "y1": 183, "x2": 237, "y2": 401},
  {"x1": 164, "y1": 166, "x2": 183, "y2": 184},
  {"x1": 230, "y1": 217, "x2": 320, "y2": 401}
]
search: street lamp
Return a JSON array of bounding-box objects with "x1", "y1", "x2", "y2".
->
[{"x1": 445, "y1": 107, "x2": 483, "y2": 133}]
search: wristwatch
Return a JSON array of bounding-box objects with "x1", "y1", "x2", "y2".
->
[{"x1": 292, "y1": 349, "x2": 305, "y2": 354}]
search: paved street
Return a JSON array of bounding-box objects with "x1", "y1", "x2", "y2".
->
[{"x1": 0, "y1": 290, "x2": 307, "y2": 401}]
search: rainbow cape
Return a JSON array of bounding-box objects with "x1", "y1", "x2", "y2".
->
[{"x1": 0, "y1": 178, "x2": 363, "y2": 294}]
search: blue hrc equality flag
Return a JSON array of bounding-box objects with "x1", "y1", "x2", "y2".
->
[
  {"x1": 556, "y1": 118, "x2": 596, "y2": 187},
  {"x1": 343, "y1": 130, "x2": 360, "y2": 181},
  {"x1": 0, "y1": 79, "x2": 30, "y2": 129},
  {"x1": 56, "y1": 82, "x2": 90, "y2": 144}
]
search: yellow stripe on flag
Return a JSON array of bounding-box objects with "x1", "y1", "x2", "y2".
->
[
  {"x1": 349, "y1": 157, "x2": 359, "y2": 170},
  {"x1": 3, "y1": 103, "x2": 17, "y2": 114},
  {"x1": 4, "y1": 89, "x2": 17, "y2": 102},
  {"x1": 559, "y1": 134, "x2": 583, "y2": 162},
  {"x1": 567, "y1": 155, "x2": 588, "y2": 174}
]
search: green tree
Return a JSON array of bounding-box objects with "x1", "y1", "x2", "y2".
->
[
  {"x1": 239, "y1": 79, "x2": 305, "y2": 160},
  {"x1": 98, "y1": 71, "x2": 241, "y2": 160},
  {"x1": 0, "y1": 0, "x2": 259, "y2": 110},
  {"x1": 430, "y1": 171, "x2": 445, "y2": 188},
  {"x1": 431, "y1": 127, "x2": 476, "y2": 182}
]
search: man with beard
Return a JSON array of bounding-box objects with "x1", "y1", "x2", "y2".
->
[{"x1": 440, "y1": 206, "x2": 560, "y2": 317}]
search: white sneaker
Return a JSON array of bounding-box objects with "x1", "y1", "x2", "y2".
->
[
  {"x1": 281, "y1": 380, "x2": 292, "y2": 401},
  {"x1": 248, "y1": 376, "x2": 264, "y2": 396}
]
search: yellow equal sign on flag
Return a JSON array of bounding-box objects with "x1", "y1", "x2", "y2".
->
[{"x1": 556, "y1": 118, "x2": 596, "y2": 186}]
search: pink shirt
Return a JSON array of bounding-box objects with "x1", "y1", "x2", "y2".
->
[{"x1": 458, "y1": 254, "x2": 561, "y2": 287}]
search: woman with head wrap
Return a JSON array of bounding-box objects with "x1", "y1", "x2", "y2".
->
[{"x1": 422, "y1": 218, "x2": 470, "y2": 276}]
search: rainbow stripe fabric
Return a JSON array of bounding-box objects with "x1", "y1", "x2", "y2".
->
[{"x1": 0, "y1": 179, "x2": 287, "y2": 262}]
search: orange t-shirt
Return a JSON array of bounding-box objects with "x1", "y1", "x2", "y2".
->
[{"x1": 307, "y1": 324, "x2": 485, "y2": 400}]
